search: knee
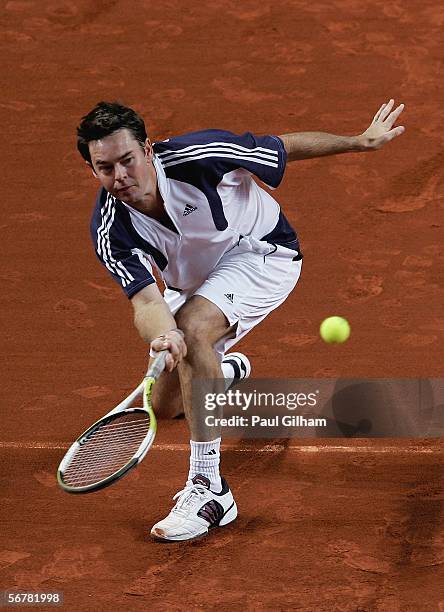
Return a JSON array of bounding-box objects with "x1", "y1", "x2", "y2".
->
[
  {"x1": 175, "y1": 310, "x2": 211, "y2": 349},
  {"x1": 175, "y1": 295, "x2": 229, "y2": 351}
]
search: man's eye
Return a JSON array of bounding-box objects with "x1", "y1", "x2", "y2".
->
[{"x1": 123, "y1": 157, "x2": 133, "y2": 165}]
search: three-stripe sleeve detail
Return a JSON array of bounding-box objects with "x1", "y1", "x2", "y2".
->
[
  {"x1": 96, "y1": 194, "x2": 135, "y2": 287},
  {"x1": 157, "y1": 141, "x2": 279, "y2": 169}
]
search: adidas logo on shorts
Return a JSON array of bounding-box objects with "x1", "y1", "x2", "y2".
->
[
  {"x1": 183, "y1": 203, "x2": 197, "y2": 216},
  {"x1": 224, "y1": 293, "x2": 234, "y2": 303}
]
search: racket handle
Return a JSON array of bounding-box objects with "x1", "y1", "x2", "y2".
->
[{"x1": 147, "y1": 349, "x2": 169, "y2": 380}]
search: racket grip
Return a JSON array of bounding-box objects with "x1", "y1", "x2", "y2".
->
[{"x1": 147, "y1": 350, "x2": 169, "y2": 380}]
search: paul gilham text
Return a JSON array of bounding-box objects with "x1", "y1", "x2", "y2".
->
[{"x1": 205, "y1": 415, "x2": 327, "y2": 427}]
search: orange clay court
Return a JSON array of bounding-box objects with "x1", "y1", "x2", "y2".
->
[{"x1": 1, "y1": 1, "x2": 443, "y2": 610}]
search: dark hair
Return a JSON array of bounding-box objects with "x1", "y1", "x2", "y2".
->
[{"x1": 76, "y1": 101, "x2": 148, "y2": 164}]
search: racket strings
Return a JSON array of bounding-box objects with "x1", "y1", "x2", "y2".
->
[
  {"x1": 62, "y1": 411, "x2": 151, "y2": 487},
  {"x1": 67, "y1": 430, "x2": 151, "y2": 465},
  {"x1": 76, "y1": 418, "x2": 150, "y2": 449}
]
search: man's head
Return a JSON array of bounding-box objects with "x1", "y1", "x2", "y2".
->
[{"x1": 77, "y1": 101, "x2": 156, "y2": 205}]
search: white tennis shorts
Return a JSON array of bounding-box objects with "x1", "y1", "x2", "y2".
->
[{"x1": 163, "y1": 236, "x2": 302, "y2": 359}]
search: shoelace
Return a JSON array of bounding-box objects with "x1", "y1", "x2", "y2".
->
[{"x1": 171, "y1": 482, "x2": 209, "y2": 515}]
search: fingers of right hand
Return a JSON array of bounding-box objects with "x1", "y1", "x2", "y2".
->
[
  {"x1": 373, "y1": 103, "x2": 386, "y2": 122},
  {"x1": 381, "y1": 99, "x2": 396, "y2": 122},
  {"x1": 386, "y1": 126, "x2": 405, "y2": 141},
  {"x1": 387, "y1": 103, "x2": 404, "y2": 125}
]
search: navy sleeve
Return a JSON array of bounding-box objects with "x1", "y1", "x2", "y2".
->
[
  {"x1": 154, "y1": 129, "x2": 287, "y2": 189},
  {"x1": 90, "y1": 190, "x2": 156, "y2": 299}
]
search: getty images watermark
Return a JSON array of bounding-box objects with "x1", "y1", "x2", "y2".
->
[
  {"x1": 192, "y1": 378, "x2": 444, "y2": 438},
  {"x1": 204, "y1": 388, "x2": 326, "y2": 429}
]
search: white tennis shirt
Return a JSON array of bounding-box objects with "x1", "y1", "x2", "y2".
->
[{"x1": 90, "y1": 129, "x2": 301, "y2": 298}]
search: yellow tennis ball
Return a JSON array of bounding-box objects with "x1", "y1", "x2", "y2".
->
[{"x1": 319, "y1": 316, "x2": 351, "y2": 343}]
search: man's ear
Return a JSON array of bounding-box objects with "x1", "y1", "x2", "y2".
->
[
  {"x1": 86, "y1": 161, "x2": 98, "y2": 178},
  {"x1": 144, "y1": 138, "x2": 154, "y2": 161}
]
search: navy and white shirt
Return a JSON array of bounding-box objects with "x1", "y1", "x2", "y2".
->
[{"x1": 91, "y1": 129, "x2": 300, "y2": 299}]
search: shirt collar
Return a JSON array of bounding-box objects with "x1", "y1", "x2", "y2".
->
[{"x1": 153, "y1": 153, "x2": 169, "y2": 203}]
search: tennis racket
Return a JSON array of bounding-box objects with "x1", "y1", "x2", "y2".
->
[{"x1": 57, "y1": 351, "x2": 167, "y2": 494}]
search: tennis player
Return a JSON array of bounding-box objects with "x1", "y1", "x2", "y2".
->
[{"x1": 77, "y1": 99, "x2": 404, "y2": 541}]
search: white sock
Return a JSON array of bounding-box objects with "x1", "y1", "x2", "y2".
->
[{"x1": 188, "y1": 438, "x2": 222, "y2": 492}]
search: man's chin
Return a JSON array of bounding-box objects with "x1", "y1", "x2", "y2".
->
[{"x1": 114, "y1": 190, "x2": 138, "y2": 203}]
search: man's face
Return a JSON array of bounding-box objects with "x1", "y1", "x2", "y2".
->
[{"x1": 88, "y1": 128, "x2": 154, "y2": 205}]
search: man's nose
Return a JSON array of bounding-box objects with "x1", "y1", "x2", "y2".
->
[{"x1": 114, "y1": 163, "x2": 127, "y2": 183}]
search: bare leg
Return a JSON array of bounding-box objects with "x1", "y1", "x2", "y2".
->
[
  {"x1": 151, "y1": 368, "x2": 184, "y2": 419},
  {"x1": 149, "y1": 295, "x2": 238, "y2": 540},
  {"x1": 175, "y1": 295, "x2": 233, "y2": 441}
]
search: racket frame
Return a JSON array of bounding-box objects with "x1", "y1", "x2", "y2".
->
[{"x1": 57, "y1": 352, "x2": 166, "y2": 494}]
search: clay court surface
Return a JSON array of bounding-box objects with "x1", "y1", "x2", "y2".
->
[{"x1": 1, "y1": 0, "x2": 443, "y2": 610}]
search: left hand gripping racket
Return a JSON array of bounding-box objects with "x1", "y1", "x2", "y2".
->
[{"x1": 57, "y1": 351, "x2": 167, "y2": 494}]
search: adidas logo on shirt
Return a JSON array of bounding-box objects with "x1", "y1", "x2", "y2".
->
[
  {"x1": 183, "y1": 203, "x2": 197, "y2": 216},
  {"x1": 224, "y1": 293, "x2": 234, "y2": 303}
]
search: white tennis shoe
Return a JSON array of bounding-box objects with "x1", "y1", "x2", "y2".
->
[
  {"x1": 222, "y1": 352, "x2": 251, "y2": 388},
  {"x1": 151, "y1": 474, "x2": 237, "y2": 541}
]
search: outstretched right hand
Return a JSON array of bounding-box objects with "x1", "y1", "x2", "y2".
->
[{"x1": 358, "y1": 99, "x2": 405, "y2": 150}]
